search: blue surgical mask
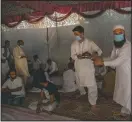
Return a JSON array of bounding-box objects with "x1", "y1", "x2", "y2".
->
[
  {"x1": 114, "y1": 34, "x2": 124, "y2": 42},
  {"x1": 76, "y1": 36, "x2": 81, "y2": 41}
]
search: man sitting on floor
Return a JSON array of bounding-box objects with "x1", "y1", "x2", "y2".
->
[
  {"x1": 92, "y1": 52, "x2": 107, "y2": 99},
  {"x1": 32, "y1": 55, "x2": 51, "y2": 88},
  {"x1": 1, "y1": 40, "x2": 11, "y2": 84},
  {"x1": 1, "y1": 69, "x2": 25, "y2": 106},
  {"x1": 36, "y1": 75, "x2": 60, "y2": 113},
  {"x1": 45, "y1": 59, "x2": 58, "y2": 77},
  {"x1": 69, "y1": 57, "x2": 74, "y2": 63},
  {"x1": 64, "y1": 57, "x2": 75, "y2": 71},
  {"x1": 60, "y1": 63, "x2": 77, "y2": 93},
  {"x1": 32, "y1": 55, "x2": 42, "y2": 87}
]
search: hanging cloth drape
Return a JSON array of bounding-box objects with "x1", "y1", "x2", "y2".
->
[{"x1": 2, "y1": 1, "x2": 131, "y2": 27}]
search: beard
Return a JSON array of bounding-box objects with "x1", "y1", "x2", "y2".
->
[
  {"x1": 11, "y1": 76, "x2": 16, "y2": 81},
  {"x1": 114, "y1": 39, "x2": 126, "y2": 48}
]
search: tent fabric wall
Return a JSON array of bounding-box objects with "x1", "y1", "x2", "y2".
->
[{"x1": 2, "y1": 10, "x2": 131, "y2": 71}]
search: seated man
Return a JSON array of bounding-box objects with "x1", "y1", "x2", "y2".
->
[
  {"x1": 36, "y1": 75, "x2": 60, "y2": 113},
  {"x1": 32, "y1": 55, "x2": 50, "y2": 87},
  {"x1": 68, "y1": 57, "x2": 74, "y2": 64},
  {"x1": 92, "y1": 52, "x2": 107, "y2": 99},
  {"x1": 95, "y1": 66, "x2": 107, "y2": 89},
  {"x1": 1, "y1": 69, "x2": 25, "y2": 106},
  {"x1": 27, "y1": 59, "x2": 33, "y2": 74},
  {"x1": 64, "y1": 57, "x2": 75, "y2": 71},
  {"x1": 103, "y1": 67, "x2": 116, "y2": 96},
  {"x1": 1, "y1": 42, "x2": 10, "y2": 84},
  {"x1": 32, "y1": 55, "x2": 42, "y2": 71},
  {"x1": 45, "y1": 59, "x2": 58, "y2": 77},
  {"x1": 60, "y1": 63, "x2": 77, "y2": 92}
]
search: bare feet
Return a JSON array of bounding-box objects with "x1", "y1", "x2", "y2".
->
[
  {"x1": 91, "y1": 105, "x2": 99, "y2": 114},
  {"x1": 90, "y1": 105, "x2": 105, "y2": 119}
]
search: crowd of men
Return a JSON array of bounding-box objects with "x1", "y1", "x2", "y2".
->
[
  {"x1": 1, "y1": 24, "x2": 131, "y2": 117},
  {"x1": 1, "y1": 40, "x2": 59, "y2": 111}
]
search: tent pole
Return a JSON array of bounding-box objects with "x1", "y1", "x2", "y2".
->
[
  {"x1": 55, "y1": 12, "x2": 59, "y2": 48},
  {"x1": 47, "y1": 27, "x2": 49, "y2": 59}
]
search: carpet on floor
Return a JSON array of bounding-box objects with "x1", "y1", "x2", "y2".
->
[
  {"x1": 22, "y1": 92, "x2": 131, "y2": 120},
  {"x1": 1, "y1": 104, "x2": 77, "y2": 121}
]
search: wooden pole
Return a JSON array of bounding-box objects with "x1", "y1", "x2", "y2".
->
[
  {"x1": 47, "y1": 28, "x2": 49, "y2": 58},
  {"x1": 55, "y1": 12, "x2": 59, "y2": 48}
]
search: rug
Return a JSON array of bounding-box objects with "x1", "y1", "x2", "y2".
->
[
  {"x1": 4, "y1": 92, "x2": 131, "y2": 121},
  {"x1": 1, "y1": 104, "x2": 77, "y2": 120}
]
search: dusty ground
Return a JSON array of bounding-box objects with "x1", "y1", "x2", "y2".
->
[{"x1": 23, "y1": 90, "x2": 131, "y2": 121}]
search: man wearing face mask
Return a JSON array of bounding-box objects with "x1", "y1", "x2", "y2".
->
[
  {"x1": 71, "y1": 26, "x2": 102, "y2": 112},
  {"x1": 94, "y1": 25, "x2": 131, "y2": 117},
  {"x1": 13, "y1": 40, "x2": 30, "y2": 85}
]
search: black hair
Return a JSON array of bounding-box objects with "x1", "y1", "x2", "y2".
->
[
  {"x1": 68, "y1": 63, "x2": 74, "y2": 69},
  {"x1": 17, "y1": 40, "x2": 23, "y2": 44},
  {"x1": 69, "y1": 57, "x2": 72, "y2": 60},
  {"x1": 72, "y1": 26, "x2": 84, "y2": 33},
  {"x1": 9, "y1": 69, "x2": 16, "y2": 73},
  {"x1": 5, "y1": 40, "x2": 10, "y2": 44},
  {"x1": 47, "y1": 58, "x2": 51, "y2": 62},
  {"x1": 33, "y1": 54, "x2": 38, "y2": 59}
]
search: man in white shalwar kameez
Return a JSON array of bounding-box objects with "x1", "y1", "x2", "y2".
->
[
  {"x1": 13, "y1": 40, "x2": 30, "y2": 85},
  {"x1": 71, "y1": 26, "x2": 102, "y2": 112},
  {"x1": 45, "y1": 59, "x2": 58, "y2": 76},
  {"x1": 1, "y1": 44, "x2": 10, "y2": 83},
  {"x1": 94, "y1": 25, "x2": 131, "y2": 117},
  {"x1": 60, "y1": 63, "x2": 77, "y2": 93}
]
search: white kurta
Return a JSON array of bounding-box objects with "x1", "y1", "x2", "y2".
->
[
  {"x1": 45, "y1": 61, "x2": 58, "y2": 75},
  {"x1": 2, "y1": 76, "x2": 25, "y2": 96},
  {"x1": 13, "y1": 46, "x2": 30, "y2": 77},
  {"x1": 33, "y1": 59, "x2": 41, "y2": 70},
  {"x1": 1, "y1": 48, "x2": 9, "y2": 76},
  {"x1": 71, "y1": 38, "x2": 102, "y2": 86},
  {"x1": 62, "y1": 69, "x2": 77, "y2": 92},
  {"x1": 1, "y1": 48, "x2": 9, "y2": 80},
  {"x1": 104, "y1": 41, "x2": 131, "y2": 113}
]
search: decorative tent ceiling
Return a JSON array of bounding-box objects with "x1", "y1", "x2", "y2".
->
[
  {"x1": 2, "y1": 1, "x2": 33, "y2": 16},
  {"x1": 1, "y1": 1, "x2": 131, "y2": 28},
  {"x1": 2, "y1": 1, "x2": 131, "y2": 16},
  {"x1": 2, "y1": 1, "x2": 96, "y2": 16}
]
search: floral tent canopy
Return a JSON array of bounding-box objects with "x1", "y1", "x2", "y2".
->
[{"x1": 1, "y1": 1, "x2": 131, "y2": 28}]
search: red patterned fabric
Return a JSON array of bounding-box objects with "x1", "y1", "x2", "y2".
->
[
  {"x1": 2, "y1": 1, "x2": 132, "y2": 27},
  {"x1": 16, "y1": 1, "x2": 131, "y2": 13}
]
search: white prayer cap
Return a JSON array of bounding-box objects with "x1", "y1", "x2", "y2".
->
[{"x1": 113, "y1": 25, "x2": 125, "y2": 31}]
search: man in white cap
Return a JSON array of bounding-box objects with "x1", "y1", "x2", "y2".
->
[{"x1": 94, "y1": 25, "x2": 131, "y2": 117}]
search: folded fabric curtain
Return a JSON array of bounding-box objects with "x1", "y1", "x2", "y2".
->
[
  {"x1": 77, "y1": 10, "x2": 106, "y2": 19},
  {"x1": 15, "y1": 1, "x2": 131, "y2": 13},
  {"x1": 113, "y1": 8, "x2": 131, "y2": 14},
  {"x1": 2, "y1": 1, "x2": 131, "y2": 27},
  {"x1": 47, "y1": 10, "x2": 72, "y2": 22}
]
